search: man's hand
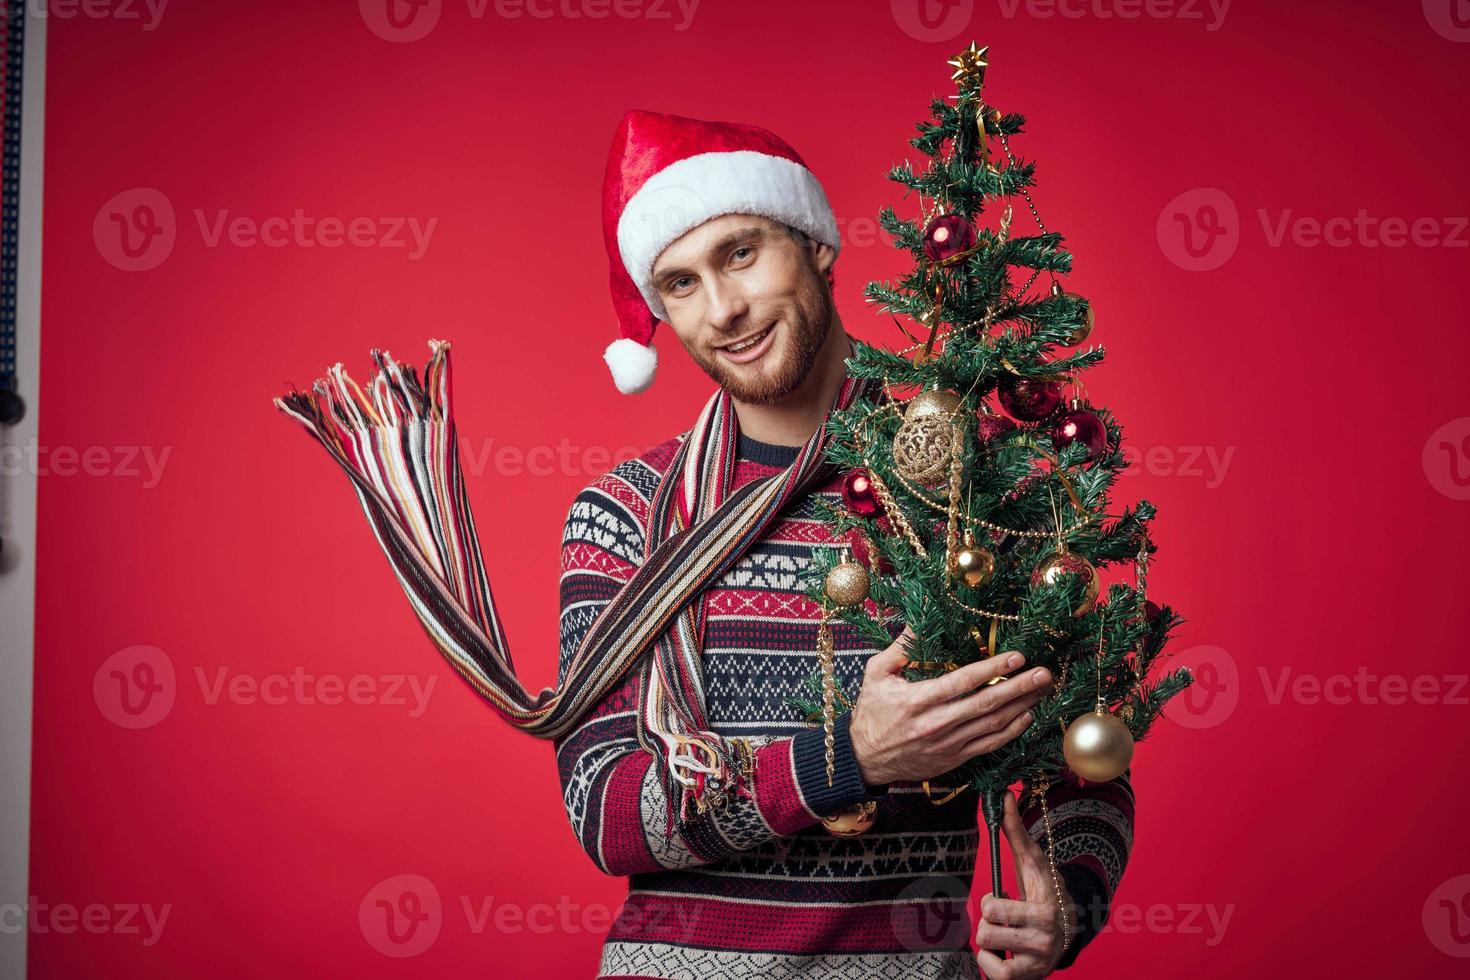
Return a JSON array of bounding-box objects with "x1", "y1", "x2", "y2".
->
[
  {"x1": 974, "y1": 790, "x2": 1078, "y2": 979},
  {"x1": 848, "y1": 626, "x2": 1053, "y2": 786}
]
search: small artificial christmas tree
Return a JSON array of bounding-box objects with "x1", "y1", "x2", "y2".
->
[{"x1": 790, "y1": 43, "x2": 1194, "y2": 909}]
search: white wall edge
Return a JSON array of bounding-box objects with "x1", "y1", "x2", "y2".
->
[{"x1": 0, "y1": 7, "x2": 45, "y2": 978}]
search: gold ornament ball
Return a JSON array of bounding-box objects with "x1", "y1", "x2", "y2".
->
[
  {"x1": 893, "y1": 415, "x2": 957, "y2": 485},
  {"x1": 1059, "y1": 292, "x2": 1095, "y2": 346},
  {"x1": 1062, "y1": 710, "x2": 1134, "y2": 782},
  {"x1": 951, "y1": 545, "x2": 996, "y2": 588},
  {"x1": 821, "y1": 800, "x2": 878, "y2": 837},
  {"x1": 824, "y1": 561, "x2": 871, "y2": 606},
  {"x1": 905, "y1": 388, "x2": 963, "y2": 419},
  {"x1": 1031, "y1": 551, "x2": 1100, "y2": 617}
]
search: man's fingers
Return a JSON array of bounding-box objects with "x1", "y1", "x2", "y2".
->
[
  {"x1": 960, "y1": 706, "x2": 1036, "y2": 759},
  {"x1": 974, "y1": 945, "x2": 1013, "y2": 980},
  {"x1": 1002, "y1": 791, "x2": 1043, "y2": 861},
  {"x1": 975, "y1": 920, "x2": 1049, "y2": 957},
  {"x1": 944, "y1": 690, "x2": 1041, "y2": 746},
  {"x1": 981, "y1": 892, "x2": 1058, "y2": 931},
  {"x1": 976, "y1": 890, "x2": 1058, "y2": 979},
  {"x1": 866, "y1": 630, "x2": 913, "y2": 678},
  {"x1": 1001, "y1": 792, "x2": 1061, "y2": 905},
  {"x1": 939, "y1": 666, "x2": 1051, "y2": 727},
  {"x1": 914, "y1": 650, "x2": 1024, "y2": 705}
]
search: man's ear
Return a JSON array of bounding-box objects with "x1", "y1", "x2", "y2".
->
[{"x1": 810, "y1": 239, "x2": 838, "y2": 276}]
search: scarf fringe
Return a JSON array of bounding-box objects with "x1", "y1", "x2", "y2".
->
[{"x1": 274, "y1": 339, "x2": 876, "y2": 816}]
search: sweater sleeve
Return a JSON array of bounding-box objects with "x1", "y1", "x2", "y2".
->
[
  {"x1": 1019, "y1": 765, "x2": 1135, "y2": 970},
  {"x1": 553, "y1": 471, "x2": 884, "y2": 877}
]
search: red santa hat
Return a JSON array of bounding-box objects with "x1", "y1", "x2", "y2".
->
[{"x1": 600, "y1": 109, "x2": 841, "y2": 394}]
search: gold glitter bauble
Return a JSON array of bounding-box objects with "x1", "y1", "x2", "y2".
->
[
  {"x1": 1062, "y1": 710, "x2": 1134, "y2": 782},
  {"x1": 820, "y1": 800, "x2": 878, "y2": 837},
  {"x1": 824, "y1": 561, "x2": 871, "y2": 606},
  {"x1": 904, "y1": 388, "x2": 962, "y2": 420},
  {"x1": 893, "y1": 415, "x2": 956, "y2": 485},
  {"x1": 951, "y1": 545, "x2": 996, "y2": 588}
]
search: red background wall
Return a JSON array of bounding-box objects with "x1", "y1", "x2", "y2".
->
[{"x1": 29, "y1": 0, "x2": 1470, "y2": 976}]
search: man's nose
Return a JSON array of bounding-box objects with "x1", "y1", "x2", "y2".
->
[{"x1": 704, "y1": 277, "x2": 750, "y2": 332}]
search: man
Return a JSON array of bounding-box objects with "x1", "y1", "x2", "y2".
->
[{"x1": 557, "y1": 110, "x2": 1134, "y2": 979}]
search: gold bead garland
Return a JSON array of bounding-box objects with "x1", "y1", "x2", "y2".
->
[
  {"x1": 816, "y1": 604, "x2": 837, "y2": 787},
  {"x1": 862, "y1": 462, "x2": 929, "y2": 559},
  {"x1": 819, "y1": 551, "x2": 870, "y2": 789},
  {"x1": 852, "y1": 398, "x2": 1099, "y2": 542},
  {"x1": 942, "y1": 406, "x2": 968, "y2": 586},
  {"x1": 815, "y1": 553, "x2": 880, "y2": 839},
  {"x1": 1029, "y1": 775, "x2": 1073, "y2": 955}
]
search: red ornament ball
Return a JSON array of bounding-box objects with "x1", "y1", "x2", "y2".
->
[
  {"x1": 997, "y1": 376, "x2": 1063, "y2": 422},
  {"x1": 848, "y1": 530, "x2": 894, "y2": 575},
  {"x1": 841, "y1": 469, "x2": 883, "y2": 517},
  {"x1": 1052, "y1": 409, "x2": 1107, "y2": 461},
  {"x1": 922, "y1": 214, "x2": 976, "y2": 263},
  {"x1": 976, "y1": 412, "x2": 1017, "y2": 445}
]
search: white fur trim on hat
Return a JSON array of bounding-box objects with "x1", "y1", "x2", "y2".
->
[
  {"x1": 616, "y1": 150, "x2": 841, "y2": 322},
  {"x1": 603, "y1": 336, "x2": 658, "y2": 395}
]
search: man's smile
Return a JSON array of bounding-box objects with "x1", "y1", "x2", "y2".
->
[{"x1": 717, "y1": 323, "x2": 778, "y2": 364}]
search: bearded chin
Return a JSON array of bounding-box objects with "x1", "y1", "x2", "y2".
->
[{"x1": 698, "y1": 273, "x2": 834, "y2": 406}]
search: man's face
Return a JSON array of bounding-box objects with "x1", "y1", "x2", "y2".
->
[{"x1": 650, "y1": 214, "x2": 836, "y2": 405}]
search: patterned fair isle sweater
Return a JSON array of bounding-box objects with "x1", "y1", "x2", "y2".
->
[{"x1": 556, "y1": 429, "x2": 1136, "y2": 980}]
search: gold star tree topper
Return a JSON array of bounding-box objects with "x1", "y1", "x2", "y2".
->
[{"x1": 948, "y1": 42, "x2": 991, "y2": 89}]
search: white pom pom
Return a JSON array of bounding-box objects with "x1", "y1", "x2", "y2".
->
[{"x1": 603, "y1": 337, "x2": 657, "y2": 394}]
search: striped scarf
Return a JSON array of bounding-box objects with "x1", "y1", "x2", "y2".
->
[{"x1": 274, "y1": 339, "x2": 878, "y2": 816}]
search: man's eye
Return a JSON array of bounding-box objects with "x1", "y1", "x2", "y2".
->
[
  {"x1": 671, "y1": 276, "x2": 695, "y2": 292},
  {"x1": 731, "y1": 246, "x2": 754, "y2": 262}
]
